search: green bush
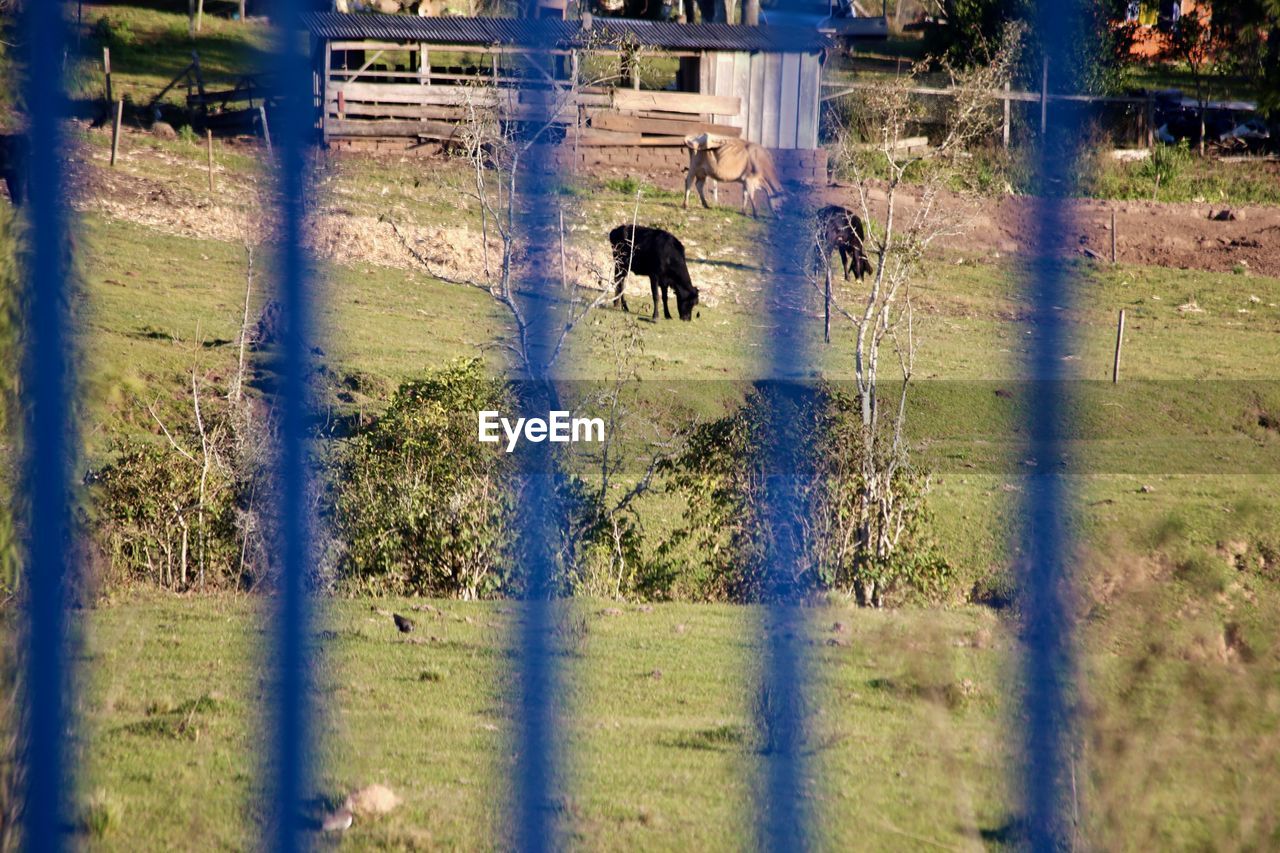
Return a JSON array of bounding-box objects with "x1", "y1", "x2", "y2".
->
[
  {"x1": 657, "y1": 385, "x2": 950, "y2": 604},
  {"x1": 1137, "y1": 141, "x2": 1192, "y2": 197},
  {"x1": 91, "y1": 435, "x2": 243, "y2": 591},
  {"x1": 332, "y1": 359, "x2": 517, "y2": 598}
]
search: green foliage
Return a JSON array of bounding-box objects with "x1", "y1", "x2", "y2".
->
[
  {"x1": 1137, "y1": 140, "x2": 1191, "y2": 196},
  {"x1": 91, "y1": 16, "x2": 138, "y2": 54},
  {"x1": 924, "y1": 0, "x2": 1135, "y2": 93},
  {"x1": 332, "y1": 359, "x2": 517, "y2": 598},
  {"x1": 91, "y1": 433, "x2": 242, "y2": 591},
  {"x1": 657, "y1": 386, "x2": 950, "y2": 604}
]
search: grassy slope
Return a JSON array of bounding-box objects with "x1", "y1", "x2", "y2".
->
[{"x1": 53, "y1": 4, "x2": 1280, "y2": 849}]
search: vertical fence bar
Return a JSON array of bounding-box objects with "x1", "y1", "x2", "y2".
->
[
  {"x1": 754, "y1": 17, "x2": 816, "y2": 852},
  {"x1": 1020, "y1": 1, "x2": 1084, "y2": 848},
  {"x1": 263, "y1": 0, "x2": 319, "y2": 849},
  {"x1": 19, "y1": 2, "x2": 74, "y2": 849},
  {"x1": 510, "y1": 13, "x2": 566, "y2": 852}
]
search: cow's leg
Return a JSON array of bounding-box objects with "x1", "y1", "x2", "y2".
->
[
  {"x1": 661, "y1": 279, "x2": 672, "y2": 320},
  {"x1": 696, "y1": 177, "x2": 711, "y2": 209},
  {"x1": 743, "y1": 178, "x2": 758, "y2": 217},
  {"x1": 712, "y1": 181, "x2": 719, "y2": 206},
  {"x1": 613, "y1": 258, "x2": 630, "y2": 312},
  {"x1": 650, "y1": 277, "x2": 660, "y2": 320},
  {"x1": 838, "y1": 247, "x2": 850, "y2": 281},
  {"x1": 683, "y1": 170, "x2": 695, "y2": 209}
]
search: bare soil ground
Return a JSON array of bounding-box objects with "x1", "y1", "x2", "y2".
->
[
  {"x1": 74, "y1": 132, "x2": 1280, "y2": 287},
  {"x1": 625, "y1": 163, "x2": 1280, "y2": 279}
]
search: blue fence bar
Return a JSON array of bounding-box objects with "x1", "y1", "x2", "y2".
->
[
  {"x1": 264, "y1": 0, "x2": 322, "y2": 848},
  {"x1": 19, "y1": 3, "x2": 75, "y2": 850},
  {"x1": 510, "y1": 16, "x2": 567, "y2": 851},
  {"x1": 1019, "y1": 1, "x2": 1086, "y2": 847},
  {"x1": 755, "y1": 20, "x2": 819, "y2": 844}
]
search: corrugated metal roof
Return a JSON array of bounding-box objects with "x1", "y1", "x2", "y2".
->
[{"x1": 302, "y1": 12, "x2": 826, "y2": 52}]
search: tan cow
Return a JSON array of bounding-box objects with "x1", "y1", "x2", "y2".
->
[{"x1": 682, "y1": 133, "x2": 782, "y2": 217}]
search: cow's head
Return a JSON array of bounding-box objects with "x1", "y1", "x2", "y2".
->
[
  {"x1": 683, "y1": 132, "x2": 728, "y2": 152},
  {"x1": 678, "y1": 285, "x2": 700, "y2": 321}
]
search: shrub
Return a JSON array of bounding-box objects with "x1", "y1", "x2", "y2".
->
[
  {"x1": 91, "y1": 17, "x2": 137, "y2": 53},
  {"x1": 90, "y1": 435, "x2": 242, "y2": 591},
  {"x1": 332, "y1": 360, "x2": 517, "y2": 598},
  {"x1": 657, "y1": 385, "x2": 950, "y2": 604},
  {"x1": 1137, "y1": 141, "x2": 1192, "y2": 198}
]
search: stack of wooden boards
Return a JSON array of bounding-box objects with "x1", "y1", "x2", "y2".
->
[
  {"x1": 324, "y1": 82, "x2": 744, "y2": 146},
  {"x1": 572, "y1": 89, "x2": 742, "y2": 147}
]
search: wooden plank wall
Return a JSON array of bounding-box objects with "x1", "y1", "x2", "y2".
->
[
  {"x1": 701, "y1": 49, "x2": 822, "y2": 150},
  {"x1": 324, "y1": 43, "x2": 822, "y2": 150}
]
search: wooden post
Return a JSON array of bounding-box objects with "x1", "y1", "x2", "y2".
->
[
  {"x1": 110, "y1": 98, "x2": 124, "y2": 167},
  {"x1": 1110, "y1": 210, "x2": 1117, "y2": 264},
  {"x1": 1040, "y1": 55, "x2": 1048, "y2": 137},
  {"x1": 1112, "y1": 309, "x2": 1126, "y2": 384},
  {"x1": 1002, "y1": 81, "x2": 1010, "y2": 149},
  {"x1": 258, "y1": 105, "x2": 272, "y2": 152},
  {"x1": 196, "y1": 0, "x2": 204, "y2": 33},
  {"x1": 103, "y1": 47, "x2": 113, "y2": 106},
  {"x1": 1145, "y1": 95, "x2": 1155, "y2": 149},
  {"x1": 206, "y1": 130, "x2": 215, "y2": 192}
]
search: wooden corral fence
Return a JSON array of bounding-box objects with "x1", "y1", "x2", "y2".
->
[
  {"x1": 822, "y1": 67, "x2": 1264, "y2": 151},
  {"x1": 305, "y1": 14, "x2": 839, "y2": 151}
]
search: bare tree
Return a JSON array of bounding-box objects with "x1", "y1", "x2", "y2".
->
[
  {"x1": 387, "y1": 32, "x2": 650, "y2": 373},
  {"x1": 1162, "y1": 10, "x2": 1222, "y2": 157},
  {"x1": 819, "y1": 26, "x2": 1021, "y2": 605}
]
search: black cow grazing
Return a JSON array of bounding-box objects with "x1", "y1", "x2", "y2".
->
[
  {"x1": 609, "y1": 224, "x2": 699, "y2": 321},
  {"x1": 813, "y1": 205, "x2": 872, "y2": 281}
]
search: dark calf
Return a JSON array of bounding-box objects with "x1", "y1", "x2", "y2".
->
[
  {"x1": 814, "y1": 205, "x2": 872, "y2": 281},
  {"x1": 609, "y1": 224, "x2": 700, "y2": 321}
]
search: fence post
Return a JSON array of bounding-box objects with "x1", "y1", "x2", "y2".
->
[
  {"x1": 1112, "y1": 309, "x2": 1125, "y2": 384},
  {"x1": 258, "y1": 105, "x2": 272, "y2": 152},
  {"x1": 103, "y1": 46, "x2": 112, "y2": 106},
  {"x1": 1003, "y1": 81, "x2": 1011, "y2": 149},
  {"x1": 207, "y1": 129, "x2": 215, "y2": 192},
  {"x1": 1040, "y1": 55, "x2": 1048, "y2": 136},
  {"x1": 1145, "y1": 95, "x2": 1155, "y2": 149},
  {"x1": 110, "y1": 98, "x2": 123, "y2": 166}
]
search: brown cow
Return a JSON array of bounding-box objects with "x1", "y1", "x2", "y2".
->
[{"x1": 682, "y1": 133, "x2": 782, "y2": 218}]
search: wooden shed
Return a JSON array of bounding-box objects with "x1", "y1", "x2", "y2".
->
[{"x1": 303, "y1": 13, "x2": 830, "y2": 150}]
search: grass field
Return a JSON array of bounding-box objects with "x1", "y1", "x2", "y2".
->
[
  {"x1": 3, "y1": 3, "x2": 1279, "y2": 849},
  {"x1": 78, "y1": 594, "x2": 1010, "y2": 850}
]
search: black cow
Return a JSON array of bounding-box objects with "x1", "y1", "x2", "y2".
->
[
  {"x1": 0, "y1": 135, "x2": 28, "y2": 207},
  {"x1": 609, "y1": 224, "x2": 700, "y2": 321},
  {"x1": 813, "y1": 205, "x2": 872, "y2": 281}
]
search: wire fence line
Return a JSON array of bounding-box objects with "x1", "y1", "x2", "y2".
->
[{"x1": 12, "y1": 1, "x2": 1085, "y2": 849}]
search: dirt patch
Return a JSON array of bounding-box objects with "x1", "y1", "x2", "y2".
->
[
  {"x1": 625, "y1": 161, "x2": 1280, "y2": 279},
  {"x1": 78, "y1": 135, "x2": 1280, "y2": 299}
]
